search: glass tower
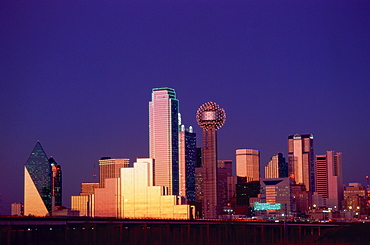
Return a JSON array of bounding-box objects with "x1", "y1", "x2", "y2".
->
[
  {"x1": 50, "y1": 157, "x2": 62, "y2": 208},
  {"x1": 149, "y1": 88, "x2": 179, "y2": 195},
  {"x1": 179, "y1": 125, "x2": 196, "y2": 202},
  {"x1": 288, "y1": 134, "x2": 315, "y2": 192},
  {"x1": 24, "y1": 142, "x2": 52, "y2": 216}
]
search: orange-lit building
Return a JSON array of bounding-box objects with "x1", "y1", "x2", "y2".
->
[
  {"x1": 99, "y1": 157, "x2": 129, "y2": 188},
  {"x1": 236, "y1": 149, "x2": 260, "y2": 182}
]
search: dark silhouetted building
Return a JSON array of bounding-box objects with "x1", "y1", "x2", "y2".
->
[
  {"x1": 50, "y1": 157, "x2": 62, "y2": 208},
  {"x1": 235, "y1": 180, "x2": 260, "y2": 216},
  {"x1": 217, "y1": 160, "x2": 233, "y2": 213}
]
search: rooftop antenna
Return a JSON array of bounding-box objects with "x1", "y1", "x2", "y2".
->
[
  {"x1": 366, "y1": 176, "x2": 370, "y2": 189},
  {"x1": 92, "y1": 163, "x2": 97, "y2": 181}
]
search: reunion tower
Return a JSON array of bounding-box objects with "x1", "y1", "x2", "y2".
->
[{"x1": 196, "y1": 101, "x2": 226, "y2": 218}]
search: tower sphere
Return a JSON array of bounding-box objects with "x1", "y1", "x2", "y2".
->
[{"x1": 196, "y1": 101, "x2": 226, "y2": 130}]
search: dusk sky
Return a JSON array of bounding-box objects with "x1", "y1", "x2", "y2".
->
[{"x1": 0, "y1": 1, "x2": 369, "y2": 215}]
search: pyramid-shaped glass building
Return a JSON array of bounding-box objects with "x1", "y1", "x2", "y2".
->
[{"x1": 24, "y1": 142, "x2": 52, "y2": 216}]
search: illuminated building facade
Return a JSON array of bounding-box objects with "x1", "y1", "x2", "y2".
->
[
  {"x1": 343, "y1": 183, "x2": 368, "y2": 215},
  {"x1": 179, "y1": 125, "x2": 197, "y2": 202},
  {"x1": 50, "y1": 157, "x2": 62, "y2": 207},
  {"x1": 119, "y1": 158, "x2": 190, "y2": 219},
  {"x1": 71, "y1": 182, "x2": 97, "y2": 217},
  {"x1": 288, "y1": 134, "x2": 315, "y2": 192},
  {"x1": 80, "y1": 182, "x2": 99, "y2": 196},
  {"x1": 149, "y1": 87, "x2": 179, "y2": 195},
  {"x1": 259, "y1": 178, "x2": 292, "y2": 218},
  {"x1": 73, "y1": 158, "x2": 191, "y2": 219},
  {"x1": 315, "y1": 151, "x2": 343, "y2": 210},
  {"x1": 236, "y1": 149, "x2": 260, "y2": 182},
  {"x1": 196, "y1": 101, "x2": 226, "y2": 218},
  {"x1": 24, "y1": 142, "x2": 52, "y2": 216},
  {"x1": 11, "y1": 203, "x2": 24, "y2": 216},
  {"x1": 264, "y1": 153, "x2": 288, "y2": 179},
  {"x1": 95, "y1": 178, "x2": 120, "y2": 217},
  {"x1": 99, "y1": 157, "x2": 129, "y2": 188}
]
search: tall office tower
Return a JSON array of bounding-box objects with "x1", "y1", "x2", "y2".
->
[
  {"x1": 288, "y1": 134, "x2": 315, "y2": 192},
  {"x1": 179, "y1": 125, "x2": 197, "y2": 202},
  {"x1": 315, "y1": 151, "x2": 343, "y2": 210},
  {"x1": 99, "y1": 157, "x2": 129, "y2": 188},
  {"x1": 24, "y1": 142, "x2": 52, "y2": 216},
  {"x1": 49, "y1": 157, "x2": 62, "y2": 207},
  {"x1": 236, "y1": 149, "x2": 260, "y2": 182},
  {"x1": 264, "y1": 153, "x2": 288, "y2": 179},
  {"x1": 196, "y1": 101, "x2": 226, "y2": 218},
  {"x1": 149, "y1": 87, "x2": 179, "y2": 195},
  {"x1": 217, "y1": 160, "x2": 233, "y2": 212}
]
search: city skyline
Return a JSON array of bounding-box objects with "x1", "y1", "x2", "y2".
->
[{"x1": 0, "y1": 1, "x2": 369, "y2": 215}]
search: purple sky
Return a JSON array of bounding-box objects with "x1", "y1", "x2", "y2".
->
[{"x1": 0, "y1": 1, "x2": 369, "y2": 215}]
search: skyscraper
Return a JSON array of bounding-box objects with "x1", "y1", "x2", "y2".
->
[
  {"x1": 217, "y1": 160, "x2": 233, "y2": 212},
  {"x1": 99, "y1": 157, "x2": 129, "y2": 188},
  {"x1": 196, "y1": 101, "x2": 226, "y2": 218},
  {"x1": 50, "y1": 157, "x2": 62, "y2": 207},
  {"x1": 149, "y1": 87, "x2": 179, "y2": 195},
  {"x1": 315, "y1": 151, "x2": 343, "y2": 210},
  {"x1": 288, "y1": 134, "x2": 315, "y2": 192},
  {"x1": 179, "y1": 125, "x2": 196, "y2": 202},
  {"x1": 264, "y1": 153, "x2": 288, "y2": 179},
  {"x1": 24, "y1": 142, "x2": 52, "y2": 216},
  {"x1": 236, "y1": 149, "x2": 260, "y2": 182}
]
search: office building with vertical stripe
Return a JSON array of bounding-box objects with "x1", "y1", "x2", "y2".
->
[
  {"x1": 315, "y1": 151, "x2": 343, "y2": 210},
  {"x1": 149, "y1": 88, "x2": 179, "y2": 195},
  {"x1": 264, "y1": 152, "x2": 288, "y2": 179},
  {"x1": 288, "y1": 134, "x2": 315, "y2": 192},
  {"x1": 99, "y1": 158, "x2": 129, "y2": 188},
  {"x1": 179, "y1": 125, "x2": 196, "y2": 202}
]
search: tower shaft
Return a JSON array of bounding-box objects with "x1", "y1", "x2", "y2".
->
[{"x1": 202, "y1": 128, "x2": 218, "y2": 218}]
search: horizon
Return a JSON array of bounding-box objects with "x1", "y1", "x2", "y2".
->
[{"x1": 1, "y1": 1, "x2": 369, "y2": 215}]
